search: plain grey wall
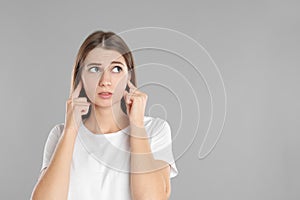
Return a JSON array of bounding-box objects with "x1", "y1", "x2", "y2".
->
[{"x1": 0, "y1": 0, "x2": 299, "y2": 199}]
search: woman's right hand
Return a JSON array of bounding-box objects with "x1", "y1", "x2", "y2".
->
[{"x1": 64, "y1": 80, "x2": 91, "y2": 132}]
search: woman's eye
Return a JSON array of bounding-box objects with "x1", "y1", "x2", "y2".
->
[
  {"x1": 112, "y1": 66, "x2": 123, "y2": 73},
  {"x1": 88, "y1": 66, "x2": 101, "y2": 73}
]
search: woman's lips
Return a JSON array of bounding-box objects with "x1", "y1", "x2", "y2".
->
[{"x1": 98, "y1": 92, "x2": 112, "y2": 99}]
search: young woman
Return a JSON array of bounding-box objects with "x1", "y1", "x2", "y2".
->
[{"x1": 31, "y1": 30, "x2": 178, "y2": 200}]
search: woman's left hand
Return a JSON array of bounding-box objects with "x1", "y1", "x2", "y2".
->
[{"x1": 123, "y1": 80, "x2": 148, "y2": 127}]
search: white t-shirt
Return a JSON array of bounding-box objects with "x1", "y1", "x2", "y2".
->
[{"x1": 40, "y1": 115, "x2": 179, "y2": 200}]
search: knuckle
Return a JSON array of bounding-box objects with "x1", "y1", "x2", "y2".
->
[{"x1": 80, "y1": 97, "x2": 87, "y2": 101}]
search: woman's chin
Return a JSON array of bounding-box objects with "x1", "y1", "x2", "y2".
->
[{"x1": 93, "y1": 99, "x2": 120, "y2": 108}]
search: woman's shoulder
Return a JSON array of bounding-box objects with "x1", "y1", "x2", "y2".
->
[
  {"x1": 53, "y1": 122, "x2": 65, "y2": 132},
  {"x1": 144, "y1": 115, "x2": 169, "y2": 132},
  {"x1": 48, "y1": 122, "x2": 65, "y2": 138}
]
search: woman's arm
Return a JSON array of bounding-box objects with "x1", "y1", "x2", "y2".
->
[
  {"x1": 31, "y1": 128, "x2": 77, "y2": 200},
  {"x1": 124, "y1": 80, "x2": 171, "y2": 199},
  {"x1": 130, "y1": 123, "x2": 171, "y2": 200},
  {"x1": 31, "y1": 80, "x2": 89, "y2": 200}
]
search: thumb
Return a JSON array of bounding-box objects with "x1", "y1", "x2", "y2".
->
[
  {"x1": 123, "y1": 90, "x2": 129, "y2": 104},
  {"x1": 123, "y1": 90, "x2": 130, "y2": 114}
]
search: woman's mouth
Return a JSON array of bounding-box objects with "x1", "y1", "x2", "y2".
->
[{"x1": 98, "y1": 92, "x2": 113, "y2": 99}]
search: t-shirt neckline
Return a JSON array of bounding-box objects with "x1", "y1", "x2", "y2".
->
[{"x1": 80, "y1": 120, "x2": 130, "y2": 137}]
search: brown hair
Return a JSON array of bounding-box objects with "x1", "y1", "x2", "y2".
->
[{"x1": 69, "y1": 30, "x2": 137, "y2": 119}]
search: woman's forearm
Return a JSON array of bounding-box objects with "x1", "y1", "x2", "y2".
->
[
  {"x1": 130, "y1": 124, "x2": 168, "y2": 200},
  {"x1": 31, "y1": 128, "x2": 78, "y2": 200}
]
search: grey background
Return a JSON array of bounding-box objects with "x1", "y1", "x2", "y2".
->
[{"x1": 0, "y1": 0, "x2": 299, "y2": 199}]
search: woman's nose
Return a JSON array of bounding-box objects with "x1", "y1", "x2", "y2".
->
[{"x1": 98, "y1": 70, "x2": 111, "y2": 86}]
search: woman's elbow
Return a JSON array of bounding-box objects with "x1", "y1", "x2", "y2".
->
[{"x1": 132, "y1": 191, "x2": 170, "y2": 200}]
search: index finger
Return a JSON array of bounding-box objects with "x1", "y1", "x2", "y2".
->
[
  {"x1": 127, "y1": 79, "x2": 136, "y2": 89},
  {"x1": 70, "y1": 81, "x2": 82, "y2": 99}
]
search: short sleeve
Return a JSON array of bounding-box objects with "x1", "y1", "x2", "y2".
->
[
  {"x1": 40, "y1": 123, "x2": 64, "y2": 173},
  {"x1": 149, "y1": 119, "x2": 179, "y2": 179}
]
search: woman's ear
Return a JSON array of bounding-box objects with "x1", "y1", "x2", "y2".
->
[
  {"x1": 127, "y1": 70, "x2": 132, "y2": 82},
  {"x1": 128, "y1": 69, "x2": 132, "y2": 79},
  {"x1": 125, "y1": 71, "x2": 132, "y2": 92}
]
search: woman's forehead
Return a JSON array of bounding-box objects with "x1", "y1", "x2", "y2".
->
[{"x1": 84, "y1": 47, "x2": 125, "y2": 65}]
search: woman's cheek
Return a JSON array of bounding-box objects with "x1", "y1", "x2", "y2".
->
[
  {"x1": 118, "y1": 75, "x2": 128, "y2": 91},
  {"x1": 112, "y1": 77, "x2": 126, "y2": 98},
  {"x1": 82, "y1": 77, "x2": 98, "y2": 101}
]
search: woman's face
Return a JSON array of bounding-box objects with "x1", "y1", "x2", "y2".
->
[{"x1": 80, "y1": 47, "x2": 130, "y2": 107}]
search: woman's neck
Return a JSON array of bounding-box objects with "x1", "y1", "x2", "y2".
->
[{"x1": 83, "y1": 104, "x2": 129, "y2": 134}]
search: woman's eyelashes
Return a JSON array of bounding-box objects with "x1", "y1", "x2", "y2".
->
[
  {"x1": 88, "y1": 66, "x2": 123, "y2": 73},
  {"x1": 88, "y1": 66, "x2": 100, "y2": 73},
  {"x1": 112, "y1": 66, "x2": 123, "y2": 73}
]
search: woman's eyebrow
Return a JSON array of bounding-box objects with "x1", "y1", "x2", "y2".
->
[
  {"x1": 111, "y1": 61, "x2": 124, "y2": 66},
  {"x1": 86, "y1": 62, "x2": 101, "y2": 67},
  {"x1": 86, "y1": 61, "x2": 124, "y2": 67}
]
